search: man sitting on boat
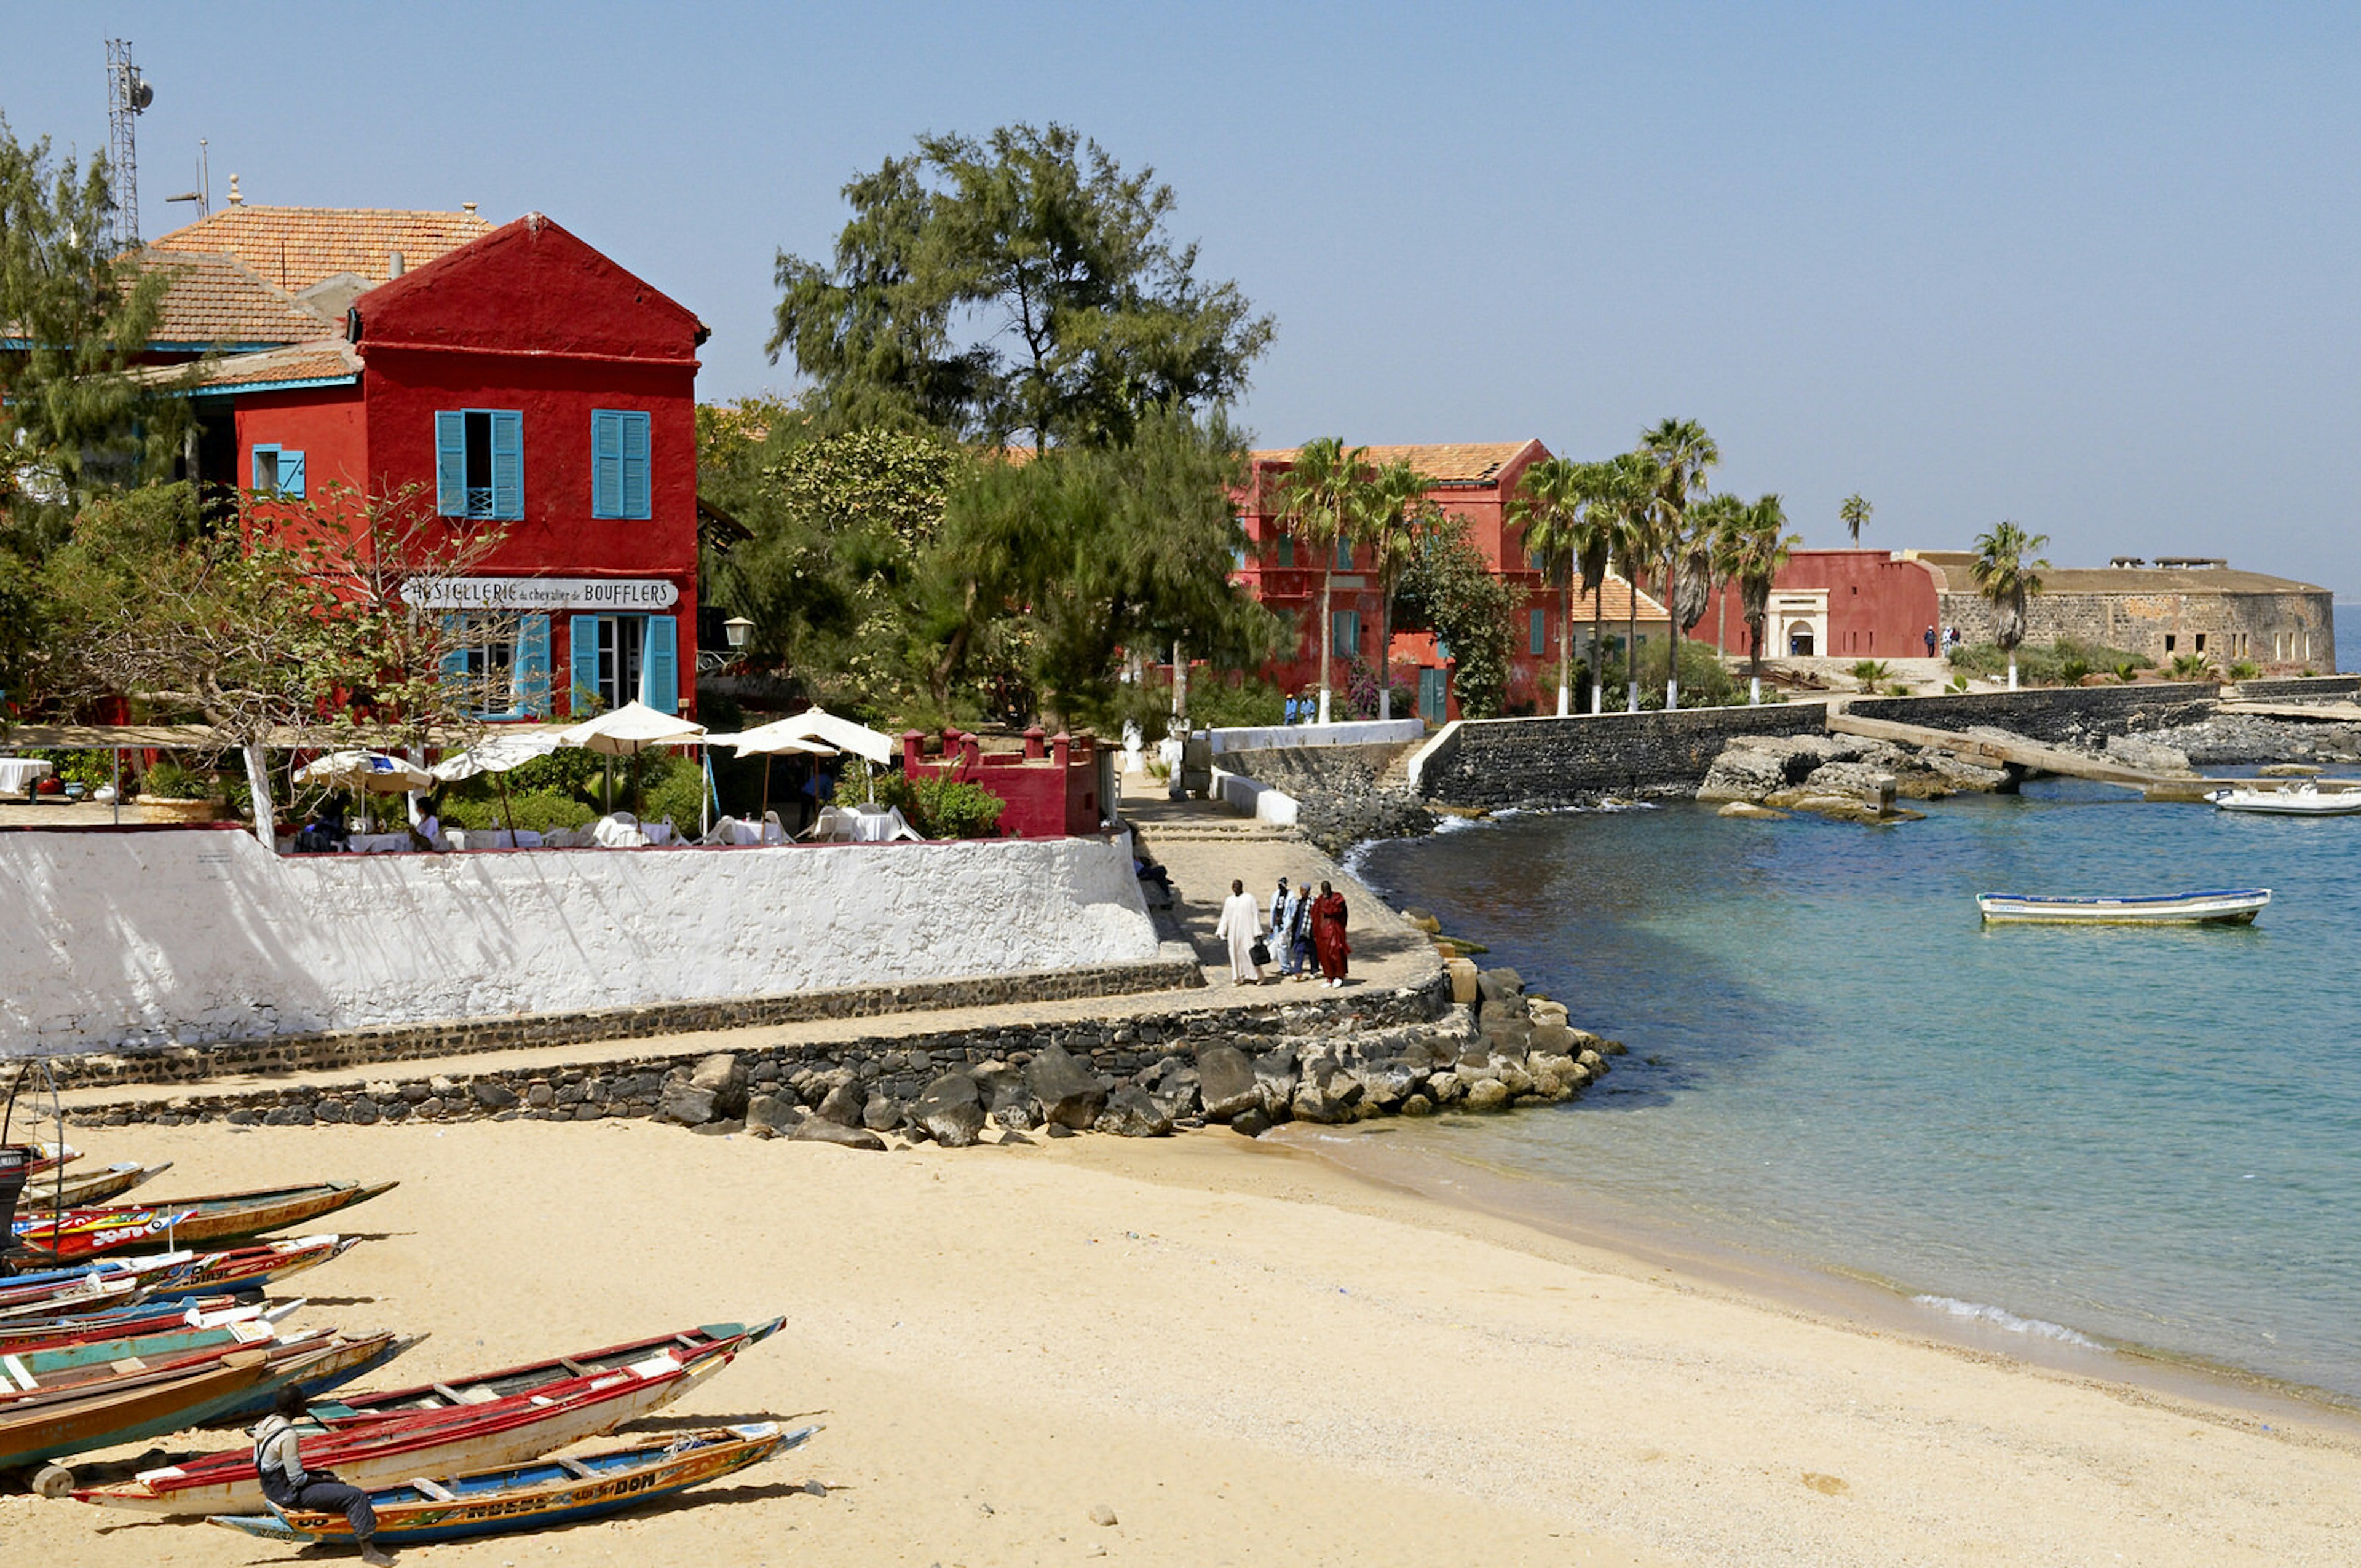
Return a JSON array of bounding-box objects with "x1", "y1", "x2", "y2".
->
[{"x1": 252, "y1": 1387, "x2": 396, "y2": 1565}]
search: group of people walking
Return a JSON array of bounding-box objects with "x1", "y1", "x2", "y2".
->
[{"x1": 1215, "y1": 874, "x2": 1351, "y2": 987}]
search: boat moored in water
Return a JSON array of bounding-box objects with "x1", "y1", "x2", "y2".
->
[
  {"x1": 1977, "y1": 889, "x2": 2272, "y2": 925},
  {"x1": 2208, "y1": 781, "x2": 2361, "y2": 816}
]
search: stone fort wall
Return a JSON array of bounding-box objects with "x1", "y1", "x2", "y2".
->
[{"x1": 1939, "y1": 586, "x2": 2335, "y2": 671}]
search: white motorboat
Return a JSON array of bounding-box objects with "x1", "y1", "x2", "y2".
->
[
  {"x1": 2207, "y1": 781, "x2": 2361, "y2": 816},
  {"x1": 1976, "y1": 889, "x2": 2271, "y2": 925}
]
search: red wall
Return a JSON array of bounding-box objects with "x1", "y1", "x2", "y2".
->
[
  {"x1": 1692, "y1": 550, "x2": 1944, "y2": 659},
  {"x1": 234, "y1": 385, "x2": 367, "y2": 494},
  {"x1": 901, "y1": 731, "x2": 1104, "y2": 837}
]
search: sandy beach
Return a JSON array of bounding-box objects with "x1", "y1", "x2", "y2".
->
[{"x1": 6, "y1": 1117, "x2": 2359, "y2": 1567}]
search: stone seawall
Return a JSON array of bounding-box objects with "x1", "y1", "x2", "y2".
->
[
  {"x1": 1414, "y1": 704, "x2": 1829, "y2": 808},
  {"x1": 2232, "y1": 674, "x2": 2361, "y2": 701},
  {"x1": 1845, "y1": 682, "x2": 2221, "y2": 743}
]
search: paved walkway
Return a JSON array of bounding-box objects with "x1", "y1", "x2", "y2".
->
[{"x1": 51, "y1": 776, "x2": 1439, "y2": 1112}]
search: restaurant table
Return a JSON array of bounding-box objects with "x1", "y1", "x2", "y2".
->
[
  {"x1": 848, "y1": 806, "x2": 916, "y2": 842},
  {"x1": 343, "y1": 832, "x2": 414, "y2": 854},
  {"x1": 0, "y1": 758, "x2": 54, "y2": 795}
]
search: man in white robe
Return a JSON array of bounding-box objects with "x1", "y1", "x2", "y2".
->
[{"x1": 1214, "y1": 878, "x2": 1264, "y2": 984}]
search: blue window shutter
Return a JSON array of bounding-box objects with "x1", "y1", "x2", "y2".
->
[
  {"x1": 620, "y1": 411, "x2": 650, "y2": 519},
  {"x1": 435, "y1": 412, "x2": 466, "y2": 515},
  {"x1": 491, "y1": 410, "x2": 524, "y2": 519},
  {"x1": 280, "y1": 449, "x2": 306, "y2": 498},
  {"x1": 641, "y1": 614, "x2": 678, "y2": 714},
  {"x1": 1278, "y1": 535, "x2": 1295, "y2": 569},
  {"x1": 438, "y1": 613, "x2": 470, "y2": 690},
  {"x1": 1530, "y1": 609, "x2": 1546, "y2": 656},
  {"x1": 569, "y1": 615, "x2": 603, "y2": 714},
  {"x1": 251, "y1": 444, "x2": 277, "y2": 492},
  {"x1": 516, "y1": 614, "x2": 552, "y2": 718},
  {"x1": 1335, "y1": 536, "x2": 1353, "y2": 570},
  {"x1": 590, "y1": 411, "x2": 622, "y2": 518}
]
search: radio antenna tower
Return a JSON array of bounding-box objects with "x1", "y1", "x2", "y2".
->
[{"x1": 105, "y1": 39, "x2": 154, "y2": 250}]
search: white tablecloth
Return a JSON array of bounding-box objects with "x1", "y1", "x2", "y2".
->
[
  {"x1": 344, "y1": 832, "x2": 414, "y2": 854},
  {"x1": 0, "y1": 758, "x2": 53, "y2": 794},
  {"x1": 449, "y1": 828, "x2": 544, "y2": 850}
]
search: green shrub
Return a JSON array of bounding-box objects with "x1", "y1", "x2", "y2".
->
[
  {"x1": 2228, "y1": 660, "x2": 2260, "y2": 680},
  {"x1": 141, "y1": 758, "x2": 213, "y2": 799},
  {"x1": 1947, "y1": 638, "x2": 2151, "y2": 685},
  {"x1": 2057, "y1": 656, "x2": 2090, "y2": 684},
  {"x1": 640, "y1": 763, "x2": 711, "y2": 833},
  {"x1": 439, "y1": 788, "x2": 598, "y2": 834},
  {"x1": 1850, "y1": 659, "x2": 1893, "y2": 687},
  {"x1": 872, "y1": 772, "x2": 1006, "y2": 838},
  {"x1": 1948, "y1": 673, "x2": 1970, "y2": 693},
  {"x1": 2169, "y1": 652, "x2": 2219, "y2": 680},
  {"x1": 1187, "y1": 674, "x2": 1287, "y2": 731}
]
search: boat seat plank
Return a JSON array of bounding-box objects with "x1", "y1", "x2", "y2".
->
[
  {"x1": 555, "y1": 1457, "x2": 597, "y2": 1479},
  {"x1": 409, "y1": 1477, "x2": 457, "y2": 1502},
  {"x1": 558, "y1": 1357, "x2": 591, "y2": 1376}
]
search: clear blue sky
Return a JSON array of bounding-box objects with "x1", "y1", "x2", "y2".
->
[{"x1": 10, "y1": 2, "x2": 2359, "y2": 592}]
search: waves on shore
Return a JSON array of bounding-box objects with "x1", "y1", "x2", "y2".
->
[{"x1": 1911, "y1": 1294, "x2": 2108, "y2": 1349}]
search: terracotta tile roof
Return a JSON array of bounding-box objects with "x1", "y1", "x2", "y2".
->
[
  {"x1": 135, "y1": 250, "x2": 336, "y2": 348},
  {"x1": 1251, "y1": 441, "x2": 1543, "y2": 486},
  {"x1": 1558, "y1": 575, "x2": 1670, "y2": 624},
  {"x1": 128, "y1": 337, "x2": 362, "y2": 392},
  {"x1": 151, "y1": 205, "x2": 495, "y2": 292}
]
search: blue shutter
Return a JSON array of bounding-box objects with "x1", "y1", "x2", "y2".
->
[
  {"x1": 641, "y1": 614, "x2": 678, "y2": 714},
  {"x1": 251, "y1": 444, "x2": 276, "y2": 492},
  {"x1": 435, "y1": 412, "x2": 466, "y2": 516},
  {"x1": 1530, "y1": 609, "x2": 1546, "y2": 656},
  {"x1": 590, "y1": 411, "x2": 622, "y2": 518},
  {"x1": 1335, "y1": 536, "x2": 1353, "y2": 570},
  {"x1": 279, "y1": 449, "x2": 306, "y2": 498},
  {"x1": 491, "y1": 410, "x2": 524, "y2": 519},
  {"x1": 619, "y1": 411, "x2": 650, "y2": 519},
  {"x1": 438, "y1": 614, "x2": 470, "y2": 697},
  {"x1": 569, "y1": 615, "x2": 603, "y2": 714},
  {"x1": 515, "y1": 614, "x2": 552, "y2": 718}
]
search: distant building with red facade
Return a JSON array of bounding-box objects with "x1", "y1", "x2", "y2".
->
[
  {"x1": 1691, "y1": 549, "x2": 1945, "y2": 661},
  {"x1": 139, "y1": 206, "x2": 705, "y2": 718},
  {"x1": 1232, "y1": 441, "x2": 1668, "y2": 720}
]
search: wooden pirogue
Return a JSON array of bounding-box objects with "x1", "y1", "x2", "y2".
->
[
  {"x1": 5, "y1": 1234, "x2": 362, "y2": 1305},
  {"x1": 71, "y1": 1319, "x2": 778, "y2": 1513},
  {"x1": 0, "y1": 1350, "x2": 272, "y2": 1471},
  {"x1": 207, "y1": 1423, "x2": 821, "y2": 1548},
  {"x1": 12, "y1": 1160, "x2": 172, "y2": 1209},
  {"x1": 2, "y1": 1332, "x2": 410, "y2": 1428},
  {"x1": 9, "y1": 1181, "x2": 397, "y2": 1263}
]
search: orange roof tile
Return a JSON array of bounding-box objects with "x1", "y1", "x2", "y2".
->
[
  {"x1": 1251, "y1": 441, "x2": 1543, "y2": 486},
  {"x1": 151, "y1": 205, "x2": 494, "y2": 293},
  {"x1": 1559, "y1": 574, "x2": 1670, "y2": 624},
  {"x1": 135, "y1": 250, "x2": 336, "y2": 349},
  {"x1": 129, "y1": 337, "x2": 362, "y2": 392}
]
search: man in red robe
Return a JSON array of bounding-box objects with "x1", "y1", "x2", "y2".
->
[{"x1": 1311, "y1": 880, "x2": 1350, "y2": 988}]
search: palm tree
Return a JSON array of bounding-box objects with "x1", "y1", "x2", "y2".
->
[
  {"x1": 1270, "y1": 437, "x2": 1368, "y2": 725},
  {"x1": 1602, "y1": 451, "x2": 1661, "y2": 711},
  {"x1": 1840, "y1": 492, "x2": 1872, "y2": 547},
  {"x1": 1508, "y1": 454, "x2": 1586, "y2": 717},
  {"x1": 1969, "y1": 521, "x2": 2050, "y2": 690},
  {"x1": 1639, "y1": 418, "x2": 1719, "y2": 709},
  {"x1": 1692, "y1": 492, "x2": 1748, "y2": 656},
  {"x1": 1359, "y1": 458, "x2": 1437, "y2": 722},
  {"x1": 1736, "y1": 494, "x2": 1797, "y2": 705}
]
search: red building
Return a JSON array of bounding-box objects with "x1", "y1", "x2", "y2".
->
[
  {"x1": 140, "y1": 207, "x2": 705, "y2": 717},
  {"x1": 1691, "y1": 549, "x2": 1944, "y2": 661},
  {"x1": 1231, "y1": 441, "x2": 1667, "y2": 720}
]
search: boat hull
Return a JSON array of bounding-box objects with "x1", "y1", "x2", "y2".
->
[
  {"x1": 207, "y1": 1423, "x2": 819, "y2": 1546},
  {"x1": 2209, "y1": 788, "x2": 2361, "y2": 816},
  {"x1": 0, "y1": 1351, "x2": 270, "y2": 1470},
  {"x1": 10, "y1": 1181, "x2": 397, "y2": 1262},
  {"x1": 1977, "y1": 889, "x2": 2271, "y2": 925}
]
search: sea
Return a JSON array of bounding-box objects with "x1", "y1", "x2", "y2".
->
[{"x1": 1346, "y1": 742, "x2": 2361, "y2": 1405}]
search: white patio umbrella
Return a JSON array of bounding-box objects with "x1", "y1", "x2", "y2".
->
[
  {"x1": 702, "y1": 727, "x2": 836, "y2": 828},
  {"x1": 430, "y1": 731, "x2": 564, "y2": 839},
  {"x1": 557, "y1": 701, "x2": 707, "y2": 822},
  {"x1": 291, "y1": 750, "x2": 434, "y2": 793},
  {"x1": 746, "y1": 706, "x2": 895, "y2": 766}
]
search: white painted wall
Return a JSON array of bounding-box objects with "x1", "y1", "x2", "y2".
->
[
  {"x1": 1206, "y1": 718, "x2": 1426, "y2": 755},
  {"x1": 0, "y1": 831, "x2": 1158, "y2": 1056},
  {"x1": 1209, "y1": 768, "x2": 1301, "y2": 825}
]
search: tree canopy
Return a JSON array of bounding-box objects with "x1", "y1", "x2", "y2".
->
[{"x1": 769, "y1": 124, "x2": 1274, "y2": 450}]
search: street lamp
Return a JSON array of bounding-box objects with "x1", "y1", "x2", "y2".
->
[{"x1": 722, "y1": 615, "x2": 753, "y2": 651}]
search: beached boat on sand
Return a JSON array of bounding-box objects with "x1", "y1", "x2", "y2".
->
[
  {"x1": 9, "y1": 1181, "x2": 397, "y2": 1262},
  {"x1": 11, "y1": 1160, "x2": 173, "y2": 1210},
  {"x1": 0, "y1": 1234, "x2": 355, "y2": 1307},
  {"x1": 1977, "y1": 889, "x2": 2271, "y2": 925},
  {"x1": 71, "y1": 1323, "x2": 764, "y2": 1514},
  {"x1": 0, "y1": 1350, "x2": 273, "y2": 1471},
  {"x1": 2208, "y1": 781, "x2": 2361, "y2": 815},
  {"x1": 207, "y1": 1422, "x2": 821, "y2": 1548}
]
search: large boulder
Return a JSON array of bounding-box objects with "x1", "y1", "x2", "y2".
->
[
  {"x1": 789, "y1": 1116, "x2": 887, "y2": 1151},
  {"x1": 815, "y1": 1079, "x2": 868, "y2": 1127},
  {"x1": 656, "y1": 1079, "x2": 718, "y2": 1126},
  {"x1": 1252, "y1": 1046, "x2": 1300, "y2": 1114},
  {"x1": 1026, "y1": 1042, "x2": 1109, "y2": 1131},
  {"x1": 1464, "y1": 1078, "x2": 1513, "y2": 1113},
  {"x1": 1150, "y1": 1063, "x2": 1201, "y2": 1121},
  {"x1": 1094, "y1": 1085, "x2": 1174, "y2": 1138},
  {"x1": 745, "y1": 1093, "x2": 800, "y2": 1138},
  {"x1": 913, "y1": 1073, "x2": 987, "y2": 1148},
  {"x1": 689, "y1": 1052, "x2": 748, "y2": 1117},
  {"x1": 973, "y1": 1062, "x2": 1042, "y2": 1130},
  {"x1": 1476, "y1": 967, "x2": 1525, "y2": 1004},
  {"x1": 1195, "y1": 1045, "x2": 1260, "y2": 1121},
  {"x1": 863, "y1": 1096, "x2": 909, "y2": 1134}
]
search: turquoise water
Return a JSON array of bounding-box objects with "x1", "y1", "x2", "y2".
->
[{"x1": 1356, "y1": 781, "x2": 2361, "y2": 1400}]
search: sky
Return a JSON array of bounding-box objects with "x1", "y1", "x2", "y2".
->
[{"x1": 8, "y1": 2, "x2": 2358, "y2": 593}]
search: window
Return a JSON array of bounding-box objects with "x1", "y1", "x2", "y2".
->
[
  {"x1": 2165, "y1": 634, "x2": 2177, "y2": 652},
  {"x1": 1334, "y1": 536, "x2": 1354, "y2": 571},
  {"x1": 1332, "y1": 610, "x2": 1361, "y2": 656},
  {"x1": 568, "y1": 613, "x2": 679, "y2": 714},
  {"x1": 250, "y1": 444, "x2": 306, "y2": 498},
  {"x1": 590, "y1": 409, "x2": 651, "y2": 519},
  {"x1": 1530, "y1": 608, "x2": 1547, "y2": 656},
  {"x1": 439, "y1": 614, "x2": 552, "y2": 719},
  {"x1": 2194, "y1": 632, "x2": 2207, "y2": 653},
  {"x1": 1278, "y1": 534, "x2": 1295, "y2": 569},
  {"x1": 1529, "y1": 550, "x2": 1548, "y2": 573},
  {"x1": 435, "y1": 409, "x2": 523, "y2": 519}
]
